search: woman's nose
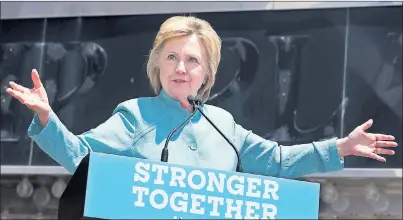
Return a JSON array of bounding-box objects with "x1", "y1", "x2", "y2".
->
[{"x1": 175, "y1": 61, "x2": 186, "y2": 74}]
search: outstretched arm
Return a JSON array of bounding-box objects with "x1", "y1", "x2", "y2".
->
[
  {"x1": 235, "y1": 119, "x2": 397, "y2": 179},
  {"x1": 7, "y1": 69, "x2": 139, "y2": 174},
  {"x1": 237, "y1": 127, "x2": 343, "y2": 178},
  {"x1": 28, "y1": 103, "x2": 137, "y2": 173}
]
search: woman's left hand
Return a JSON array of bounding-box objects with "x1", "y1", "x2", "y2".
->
[{"x1": 336, "y1": 119, "x2": 398, "y2": 162}]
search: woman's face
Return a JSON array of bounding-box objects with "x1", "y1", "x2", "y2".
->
[{"x1": 158, "y1": 34, "x2": 207, "y2": 102}]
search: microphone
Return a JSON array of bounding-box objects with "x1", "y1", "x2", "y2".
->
[
  {"x1": 161, "y1": 103, "x2": 198, "y2": 163},
  {"x1": 187, "y1": 96, "x2": 243, "y2": 172}
]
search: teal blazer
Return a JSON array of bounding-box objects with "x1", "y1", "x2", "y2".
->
[{"x1": 28, "y1": 90, "x2": 344, "y2": 177}]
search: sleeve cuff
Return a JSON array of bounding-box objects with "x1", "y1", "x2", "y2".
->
[
  {"x1": 314, "y1": 137, "x2": 345, "y2": 172},
  {"x1": 27, "y1": 109, "x2": 58, "y2": 140}
]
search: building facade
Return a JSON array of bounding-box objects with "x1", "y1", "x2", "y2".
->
[{"x1": 1, "y1": 1, "x2": 402, "y2": 219}]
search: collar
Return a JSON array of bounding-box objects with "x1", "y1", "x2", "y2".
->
[
  {"x1": 157, "y1": 89, "x2": 193, "y2": 115},
  {"x1": 156, "y1": 89, "x2": 202, "y2": 122}
]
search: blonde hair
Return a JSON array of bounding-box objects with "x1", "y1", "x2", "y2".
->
[{"x1": 146, "y1": 15, "x2": 221, "y2": 102}]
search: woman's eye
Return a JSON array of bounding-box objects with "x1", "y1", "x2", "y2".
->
[
  {"x1": 189, "y1": 57, "x2": 198, "y2": 62},
  {"x1": 168, "y1": 54, "x2": 175, "y2": 60}
]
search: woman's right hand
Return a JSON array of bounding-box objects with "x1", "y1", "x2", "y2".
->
[{"x1": 6, "y1": 69, "x2": 51, "y2": 127}]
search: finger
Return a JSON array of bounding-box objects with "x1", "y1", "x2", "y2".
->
[
  {"x1": 6, "y1": 88, "x2": 25, "y2": 103},
  {"x1": 31, "y1": 69, "x2": 43, "y2": 89},
  {"x1": 6, "y1": 88, "x2": 32, "y2": 104},
  {"x1": 9, "y1": 81, "x2": 29, "y2": 93},
  {"x1": 359, "y1": 119, "x2": 373, "y2": 131},
  {"x1": 375, "y1": 141, "x2": 398, "y2": 148},
  {"x1": 374, "y1": 134, "x2": 395, "y2": 141},
  {"x1": 375, "y1": 148, "x2": 395, "y2": 155},
  {"x1": 368, "y1": 153, "x2": 386, "y2": 162},
  {"x1": 7, "y1": 88, "x2": 38, "y2": 109}
]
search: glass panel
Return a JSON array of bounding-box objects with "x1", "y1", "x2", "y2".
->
[
  {"x1": 1, "y1": 19, "x2": 48, "y2": 166},
  {"x1": 343, "y1": 6, "x2": 402, "y2": 168},
  {"x1": 1, "y1": 6, "x2": 400, "y2": 170}
]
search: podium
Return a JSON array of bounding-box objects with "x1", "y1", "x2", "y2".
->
[{"x1": 58, "y1": 152, "x2": 321, "y2": 219}]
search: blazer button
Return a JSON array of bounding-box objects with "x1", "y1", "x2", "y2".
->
[{"x1": 188, "y1": 145, "x2": 197, "y2": 151}]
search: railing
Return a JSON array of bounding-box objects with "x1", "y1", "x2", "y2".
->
[{"x1": 1, "y1": 165, "x2": 402, "y2": 178}]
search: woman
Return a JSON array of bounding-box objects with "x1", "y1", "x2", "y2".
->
[{"x1": 6, "y1": 16, "x2": 397, "y2": 177}]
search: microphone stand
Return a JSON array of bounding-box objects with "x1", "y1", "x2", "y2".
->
[
  {"x1": 189, "y1": 97, "x2": 243, "y2": 172},
  {"x1": 160, "y1": 107, "x2": 198, "y2": 163}
]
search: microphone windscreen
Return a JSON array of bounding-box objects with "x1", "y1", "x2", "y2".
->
[{"x1": 187, "y1": 95, "x2": 196, "y2": 102}]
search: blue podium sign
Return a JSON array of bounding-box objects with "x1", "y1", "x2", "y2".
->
[{"x1": 83, "y1": 152, "x2": 320, "y2": 219}]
